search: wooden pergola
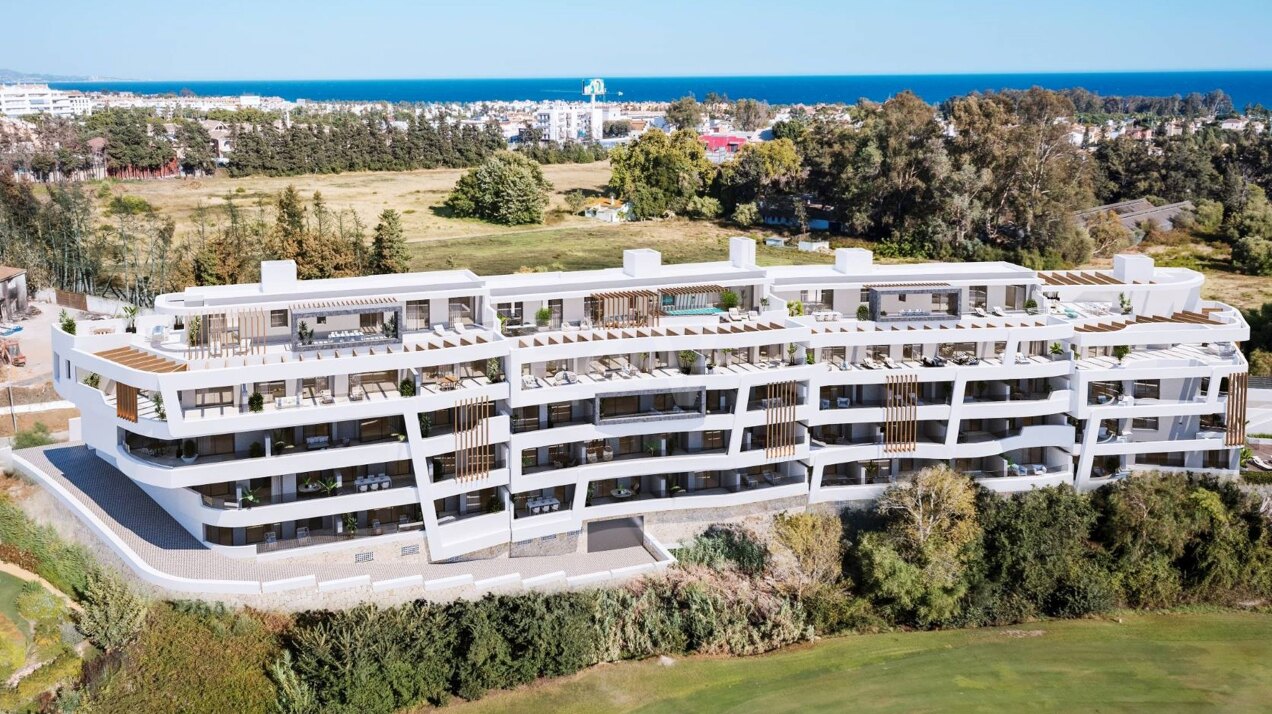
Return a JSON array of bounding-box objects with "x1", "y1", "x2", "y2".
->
[
  {"x1": 1038, "y1": 270, "x2": 1130, "y2": 286},
  {"x1": 95, "y1": 346, "x2": 187, "y2": 373},
  {"x1": 1074, "y1": 311, "x2": 1220, "y2": 333},
  {"x1": 184, "y1": 308, "x2": 271, "y2": 360},
  {"x1": 591, "y1": 290, "x2": 659, "y2": 328}
]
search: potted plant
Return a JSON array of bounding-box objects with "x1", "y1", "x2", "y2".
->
[
  {"x1": 240, "y1": 489, "x2": 260, "y2": 508},
  {"x1": 722, "y1": 347, "x2": 735, "y2": 367},
  {"x1": 1049, "y1": 342, "x2": 1064, "y2": 359},
  {"x1": 787, "y1": 344, "x2": 799, "y2": 365},
  {"x1": 297, "y1": 320, "x2": 312, "y2": 345},
  {"x1": 1024, "y1": 298, "x2": 1038, "y2": 315},
  {"x1": 398, "y1": 378, "x2": 416, "y2": 397},
  {"x1": 320, "y1": 478, "x2": 339, "y2": 497},
  {"x1": 497, "y1": 314, "x2": 509, "y2": 335},
  {"x1": 486, "y1": 357, "x2": 504, "y2": 383},
  {"x1": 678, "y1": 350, "x2": 696, "y2": 375},
  {"x1": 1112, "y1": 345, "x2": 1131, "y2": 365},
  {"x1": 418, "y1": 412, "x2": 432, "y2": 438},
  {"x1": 760, "y1": 297, "x2": 770, "y2": 309},
  {"x1": 865, "y1": 462, "x2": 880, "y2": 483},
  {"x1": 249, "y1": 442, "x2": 264, "y2": 458},
  {"x1": 122, "y1": 305, "x2": 139, "y2": 333},
  {"x1": 247, "y1": 391, "x2": 264, "y2": 413},
  {"x1": 719, "y1": 290, "x2": 739, "y2": 310},
  {"x1": 1118, "y1": 293, "x2": 1132, "y2": 315},
  {"x1": 535, "y1": 306, "x2": 552, "y2": 327},
  {"x1": 186, "y1": 315, "x2": 201, "y2": 346},
  {"x1": 58, "y1": 309, "x2": 76, "y2": 335},
  {"x1": 806, "y1": 351, "x2": 815, "y2": 365},
  {"x1": 484, "y1": 496, "x2": 505, "y2": 514},
  {"x1": 180, "y1": 439, "x2": 198, "y2": 464},
  {"x1": 341, "y1": 513, "x2": 358, "y2": 537},
  {"x1": 856, "y1": 304, "x2": 870, "y2": 321},
  {"x1": 788, "y1": 301, "x2": 805, "y2": 317},
  {"x1": 152, "y1": 392, "x2": 166, "y2": 421},
  {"x1": 82, "y1": 373, "x2": 101, "y2": 389}
]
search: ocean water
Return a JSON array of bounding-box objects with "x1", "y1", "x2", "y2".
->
[{"x1": 48, "y1": 72, "x2": 1272, "y2": 108}]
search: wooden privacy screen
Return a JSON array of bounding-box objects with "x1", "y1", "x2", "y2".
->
[
  {"x1": 765, "y1": 380, "x2": 798, "y2": 459},
  {"x1": 185, "y1": 309, "x2": 270, "y2": 359},
  {"x1": 116, "y1": 383, "x2": 138, "y2": 422},
  {"x1": 453, "y1": 396, "x2": 493, "y2": 481},
  {"x1": 884, "y1": 373, "x2": 919, "y2": 452},
  {"x1": 1226, "y1": 371, "x2": 1248, "y2": 446},
  {"x1": 591, "y1": 290, "x2": 659, "y2": 329}
]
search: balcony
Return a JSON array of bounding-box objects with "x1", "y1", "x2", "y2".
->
[{"x1": 196, "y1": 471, "x2": 417, "y2": 510}]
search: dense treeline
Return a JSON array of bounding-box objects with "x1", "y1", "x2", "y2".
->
[
  {"x1": 227, "y1": 111, "x2": 604, "y2": 177},
  {"x1": 612, "y1": 87, "x2": 1272, "y2": 270},
  {"x1": 257, "y1": 469, "x2": 1272, "y2": 713},
  {"x1": 942, "y1": 87, "x2": 1237, "y2": 120}
]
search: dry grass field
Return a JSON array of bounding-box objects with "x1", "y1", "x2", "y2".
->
[{"x1": 95, "y1": 161, "x2": 616, "y2": 243}]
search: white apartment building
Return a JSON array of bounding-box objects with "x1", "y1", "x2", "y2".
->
[
  {"x1": 0, "y1": 84, "x2": 92, "y2": 118},
  {"x1": 51, "y1": 241, "x2": 1249, "y2": 562},
  {"x1": 532, "y1": 100, "x2": 612, "y2": 142}
]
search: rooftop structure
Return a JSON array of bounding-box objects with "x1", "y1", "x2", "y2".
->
[{"x1": 50, "y1": 240, "x2": 1248, "y2": 578}]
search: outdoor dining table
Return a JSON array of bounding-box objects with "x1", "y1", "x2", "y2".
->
[
  {"x1": 609, "y1": 488, "x2": 634, "y2": 499},
  {"x1": 355, "y1": 474, "x2": 392, "y2": 491},
  {"x1": 526, "y1": 496, "x2": 560, "y2": 514}
]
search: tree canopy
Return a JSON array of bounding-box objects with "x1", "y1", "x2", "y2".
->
[{"x1": 445, "y1": 151, "x2": 554, "y2": 225}]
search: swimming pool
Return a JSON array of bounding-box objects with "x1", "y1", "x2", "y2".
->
[
  {"x1": 0, "y1": 326, "x2": 22, "y2": 337},
  {"x1": 664, "y1": 307, "x2": 723, "y2": 316}
]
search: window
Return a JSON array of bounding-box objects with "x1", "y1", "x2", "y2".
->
[
  {"x1": 1132, "y1": 416, "x2": 1159, "y2": 430},
  {"x1": 193, "y1": 386, "x2": 234, "y2": 407},
  {"x1": 360, "y1": 312, "x2": 382, "y2": 330},
  {"x1": 969, "y1": 286, "x2": 987, "y2": 310},
  {"x1": 859, "y1": 288, "x2": 870, "y2": 304},
  {"x1": 255, "y1": 381, "x2": 286, "y2": 400},
  {"x1": 1133, "y1": 381, "x2": 1159, "y2": 400},
  {"x1": 405, "y1": 300, "x2": 430, "y2": 330},
  {"x1": 316, "y1": 316, "x2": 327, "y2": 324},
  {"x1": 270, "y1": 310, "x2": 288, "y2": 328}
]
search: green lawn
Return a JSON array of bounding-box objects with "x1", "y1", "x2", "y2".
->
[
  {"x1": 446, "y1": 611, "x2": 1272, "y2": 713},
  {"x1": 0, "y1": 571, "x2": 29, "y2": 640}
]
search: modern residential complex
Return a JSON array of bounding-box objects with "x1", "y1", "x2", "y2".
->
[
  {"x1": 0, "y1": 83, "x2": 92, "y2": 118},
  {"x1": 51, "y1": 239, "x2": 1249, "y2": 563}
]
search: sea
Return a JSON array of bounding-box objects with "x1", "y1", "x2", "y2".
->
[{"x1": 46, "y1": 72, "x2": 1272, "y2": 108}]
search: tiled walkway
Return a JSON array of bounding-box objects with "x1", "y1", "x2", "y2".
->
[{"x1": 15, "y1": 445, "x2": 659, "y2": 596}]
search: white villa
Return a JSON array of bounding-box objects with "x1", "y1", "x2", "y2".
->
[{"x1": 50, "y1": 239, "x2": 1250, "y2": 564}]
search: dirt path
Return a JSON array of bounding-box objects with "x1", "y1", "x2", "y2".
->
[{"x1": 0, "y1": 562, "x2": 81, "y2": 613}]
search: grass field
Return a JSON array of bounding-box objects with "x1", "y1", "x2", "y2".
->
[
  {"x1": 96, "y1": 162, "x2": 617, "y2": 243},
  {"x1": 0, "y1": 572, "x2": 29, "y2": 641},
  {"x1": 445, "y1": 611, "x2": 1272, "y2": 714}
]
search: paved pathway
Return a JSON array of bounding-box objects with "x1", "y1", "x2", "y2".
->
[
  {"x1": 0, "y1": 400, "x2": 75, "y2": 416},
  {"x1": 15, "y1": 444, "x2": 659, "y2": 597}
]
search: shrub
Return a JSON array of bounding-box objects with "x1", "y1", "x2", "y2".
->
[
  {"x1": 57, "y1": 310, "x2": 76, "y2": 335},
  {"x1": 13, "y1": 422, "x2": 54, "y2": 449},
  {"x1": 770, "y1": 511, "x2": 844, "y2": 595},
  {"x1": 731, "y1": 202, "x2": 760, "y2": 226},
  {"x1": 535, "y1": 307, "x2": 552, "y2": 325},
  {"x1": 247, "y1": 391, "x2": 264, "y2": 412},
  {"x1": 0, "y1": 614, "x2": 25, "y2": 680},
  {"x1": 856, "y1": 304, "x2": 870, "y2": 321},
  {"x1": 82, "y1": 372, "x2": 101, "y2": 389},
  {"x1": 675, "y1": 524, "x2": 768, "y2": 576},
  {"x1": 1233, "y1": 235, "x2": 1272, "y2": 276},
  {"x1": 445, "y1": 151, "x2": 553, "y2": 225},
  {"x1": 799, "y1": 584, "x2": 884, "y2": 635},
  {"x1": 0, "y1": 651, "x2": 80, "y2": 712},
  {"x1": 719, "y1": 290, "x2": 739, "y2": 309},
  {"x1": 684, "y1": 195, "x2": 722, "y2": 219},
  {"x1": 181, "y1": 439, "x2": 197, "y2": 459},
  {"x1": 1242, "y1": 470, "x2": 1272, "y2": 485},
  {"x1": 248, "y1": 442, "x2": 265, "y2": 458},
  {"x1": 1112, "y1": 345, "x2": 1131, "y2": 362},
  {"x1": 87, "y1": 602, "x2": 279, "y2": 713},
  {"x1": 77, "y1": 570, "x2": 148, "y2": 652},
  {"x1": 398, "y1": 378, "x2": 416, "y2": 397}
]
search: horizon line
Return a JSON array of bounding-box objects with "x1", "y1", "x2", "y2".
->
[{"x1": 43, "y1": 67, "x2": 1272, "y2": 84}]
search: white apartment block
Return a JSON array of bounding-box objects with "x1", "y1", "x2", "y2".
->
[
  {"x1": 0, "y1": 84, "x2": 92, "y2": 118},
  {"x1": 51, "y1": 241, "x2": 1249, "y2": 562},
  {"x1": 532, "y1": 100, "x2": 610, "y2": 142}
]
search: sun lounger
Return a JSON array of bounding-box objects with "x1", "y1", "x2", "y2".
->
[
  {"x1": 974, "y1": 307, "x2": 988, "y2": 318},
  {"x1": 991, "y1": 306, "x2": 1005, "y2": 317}
]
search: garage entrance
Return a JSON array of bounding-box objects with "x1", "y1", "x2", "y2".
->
[{"x1": 587, "y1": 516, "x2": 644, "y2": 552}]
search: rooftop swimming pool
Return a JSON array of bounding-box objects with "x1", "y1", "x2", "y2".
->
[{"x1": 664, "y1": 307, "x2": 723, "y2": 316}]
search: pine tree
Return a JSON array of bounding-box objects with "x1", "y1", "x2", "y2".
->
[{"x1": 370, "y1": 209, "x2": 411, "y2": 274}]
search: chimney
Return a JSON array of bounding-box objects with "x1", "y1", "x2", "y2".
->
[
  {"x1": 260, "y1": 260, "x2": 298, "y2": 293},
  {"x1": 622, "y1": 249, "x2": 661, "y2": 278},
  {"x1": 834, "y1": 248, "x2": 873, "y2": 274},
  {"x1": 729, "y1": 236, "x2": 756, "y2": 268}
]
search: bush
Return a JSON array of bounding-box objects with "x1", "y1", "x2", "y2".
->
[
  {"x1": 0, "y1": 651, "x2": 80, "y2": 712},
  {"x1": 57, "y1": 310, "x2": 76, "y2": 335},
  {"x1": 247, "y1": 391, "x2": 264, "y2": 412},
  {"x1": 1233, "y1": 235, "x2": 1272, "y2": 276},
  {"x1": 684, "y1": 195, "x2": 722, "y2": 219},
  {"x1": 13, "y1": 422, "x2": 54, "y2": 449},
  {"x1": 88, "y1": 602, "x2": 279, "y2": 713},
  {"x1": 675, "y1": 524, "x2": 768, "y2": 576},
  {"x1": 445, "y1": 151, "x2": 553, "y2": 225},
  {"x1": 856, "y1": 304, "x2": 870, "y2": 321},
  {"x1": 800, "y1": 585, "x2": 883, "y2": 635},
  {"x1": 0, "y1": 614, "x2": 25, "y2": 680},
  {"x1": 732, "y1": 202, "x2": 760, "y2": 226},
  {"x1": 719, "y1": 290, "x2": 739, "y2": 309},
  {"x1": 77, "y1": 570, "x2": 148, "y2": 652},
  {"x1": 398, "y1": 378, "x2": 416, "y2": 397},
  {"x1": 535, "y1": 307, "x2": 552, "y2": 325}
]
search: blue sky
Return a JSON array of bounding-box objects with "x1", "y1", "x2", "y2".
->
[{"x1": 6, "y1": 0, "x2": 1272, "y2": 80}]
